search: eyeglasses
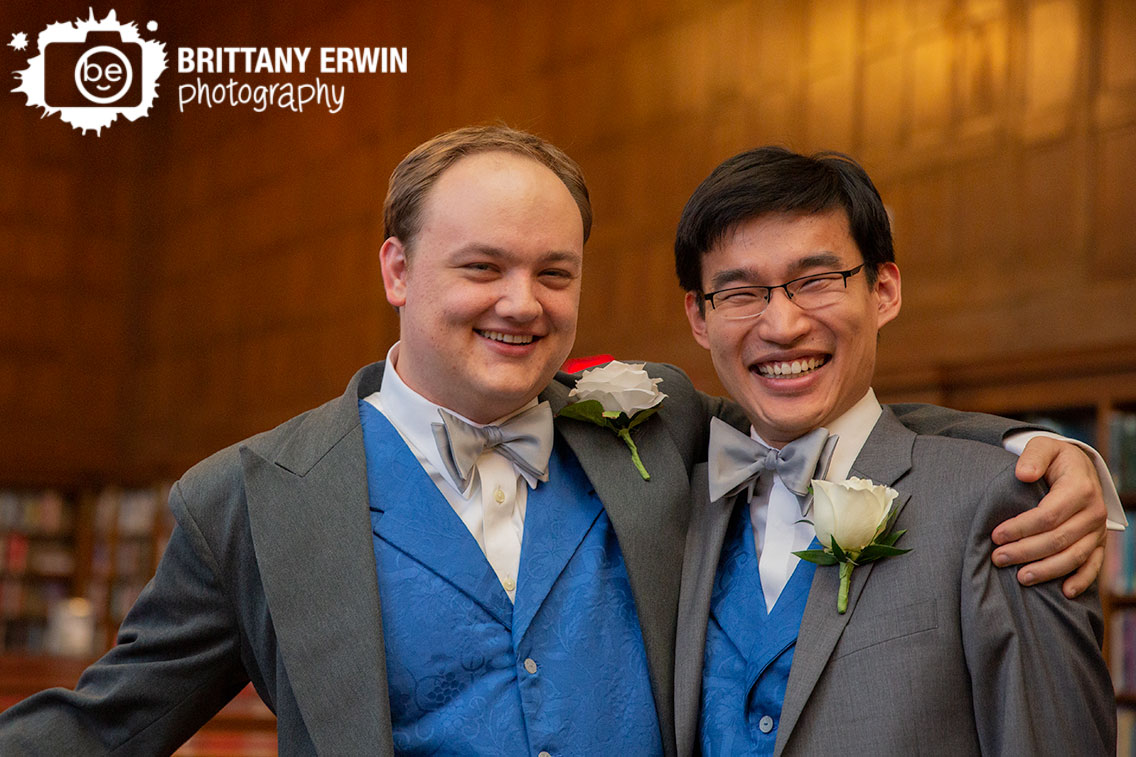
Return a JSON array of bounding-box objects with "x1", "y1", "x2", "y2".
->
[{"x1": 702, "y1": 264, "x2": 865, "y2": 320}]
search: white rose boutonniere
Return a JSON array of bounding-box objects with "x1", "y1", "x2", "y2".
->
[
  {"x1": 794, "y1": 477, "x2": 911, "y2": 613},
  {"x1": 558, "y1": 361, "x2": 667, "y2": 480}
]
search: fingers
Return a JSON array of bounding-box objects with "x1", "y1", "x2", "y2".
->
[
  {"x1": 992, "y1": 437, "x2": 1109, "y2": 592},
  {"x1": 992, "y1": 505, "x2": 1097, "y2": 567},
  {"x1": 1061, "y1": 544, "x2": 1107, "y2": 599},
  {"x1": 994, "y1": 443, "x2": 1104, "y2": 546},
  {"x1": 992, "y1": 501, "x2": 1070, "y2": 547},
  {"x1": 1001, "y1": 528, "x2": 1104, "y2": 589},
  {"x1": 1015, "y1": 436, "x2": 1062, "y2": 484}
]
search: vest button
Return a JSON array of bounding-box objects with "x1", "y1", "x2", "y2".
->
[
  {"x1": 759, "y1": 714, "x2": 774, "y2": 733},
  {"x1": 539, "y1": 752, "x2": 552, "y2": 757},
  {"x1": 523, "y1": 657, "x2": 538, "y2": 674},
  {"x1": 503, "y1": 576, "x2": 516, "y2": 592},
  {"x1": 494, "y1": 487, "x2": 506, "y2": 504}
]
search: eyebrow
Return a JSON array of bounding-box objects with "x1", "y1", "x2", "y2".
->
[
  {"x1": 452, "y1": 244, "x2": 580, "y2": 262},
  {"x1": 707, "y1": 252, "x2": 845, "y2": 290}
]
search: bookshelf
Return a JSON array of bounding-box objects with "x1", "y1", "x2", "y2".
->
[
  {"x1": 85, "y1": 485, "x2": 173, "y2": 650},
  {"x1": 0, "y1": 483, "x2": 277, "y2": 752},
  {"x1": 0, "y1": 485, "x2": 173, "y2": 656},
  {"x1": 0, "y1": 491, "x2": 77, "y2": 653}
]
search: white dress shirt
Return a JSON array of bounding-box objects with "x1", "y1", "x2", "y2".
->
[{"x1": 362, "y1": 343, "x2": 550, "y2": 602}]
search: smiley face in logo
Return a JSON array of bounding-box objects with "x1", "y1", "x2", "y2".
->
[{"x1": 75, "y1": 45, "x2": 134, "y2": 103}]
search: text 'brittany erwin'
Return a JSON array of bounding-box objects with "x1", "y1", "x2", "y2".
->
[{"x1": 176, "y1": 46, "x2": 407, "y2": 75}]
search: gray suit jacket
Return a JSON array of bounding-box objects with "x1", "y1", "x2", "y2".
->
[
  {"x1": 0, "y1": 361, "x2": 721, "y2": 756},
  {"x1": 675, "y1": 408, "x2": 1114, "y2": 756}
]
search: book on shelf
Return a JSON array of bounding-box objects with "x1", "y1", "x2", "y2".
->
[
  {"x1": 1010, "y1": 408, "x2": 1097, "y2": 447},
  {"x1": 116, "y1": 490, "x2": 157, "y2": 536},
  {"x1": 1112, "y1": 610, "x2": 1136, "y2": 695},
  {"x1": 0, "y1": 491, "x2": 71, "y2": 536},
  {"x1": 1111, "y1": 410, "x2": 1136, "y2": 494},
  {"x1": 1108, "y1": 529, "x2": 1136, "y2": 597},
  {"x1": 1121, "y1": 709, "x2": 1135, "y2": 756}
]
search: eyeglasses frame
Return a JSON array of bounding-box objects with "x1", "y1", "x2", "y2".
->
[{"x1": 701, "y1": 263, "x2": 867, "y2": 318}]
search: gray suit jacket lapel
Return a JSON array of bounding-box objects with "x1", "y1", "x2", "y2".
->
[
  {"x1": 242, "y1": 363, "x2": 393, "y2": 755},
  {"x1": 774, "y1": 409, "x2": 915, "y2": 756},
  {"x1": 674, "y1": 462, "x2": 737, "y2": 755},
  {"x1": 545, "y1": 372, "x2": 688, "y2": 757}
]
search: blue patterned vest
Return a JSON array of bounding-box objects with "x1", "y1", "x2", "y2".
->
[
  {"x1": 360, "y1": 402, "x2": 662, "y2": 755},
  {"x1": 699, "y1": 500, "x2": 817, "y2": 756}
]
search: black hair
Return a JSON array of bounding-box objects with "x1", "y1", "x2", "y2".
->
[{"x1": 674, "y1": 146, "x2": 893, "y2": 292}]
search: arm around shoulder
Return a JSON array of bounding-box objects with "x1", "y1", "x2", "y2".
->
[
  {"x1": 890, "y1": 403, "x2": 1042, "y2": 446},
  {"x1": 961, "y1": 463, "x2": 1114, "y2": 755}
]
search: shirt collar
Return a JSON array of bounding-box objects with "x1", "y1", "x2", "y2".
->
[
  {"x1": 750, "y1": 388, "x2": 882, "y2": 482},
  {"x1": 364, "y1": 342, "x2": 543, "y2": 492}
]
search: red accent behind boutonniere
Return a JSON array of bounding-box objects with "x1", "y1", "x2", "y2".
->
[{"x1": 561, "y1": 354, "x2": 614, "y2": 373}]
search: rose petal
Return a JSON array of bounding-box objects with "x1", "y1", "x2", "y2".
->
[
  {"x1": 811, "y1": 478, "x2": 898, "y2": 552},
  {"x1": 570, "y1": 361, "x2": 666, "y2": 415}
]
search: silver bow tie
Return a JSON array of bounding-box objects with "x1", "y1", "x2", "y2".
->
[
  {"x1": 707, "y1": 417, "x2": 837, "y2": 502},
  {"x1": 431, "y1": 402, "x2": 554, "y2": 491}
]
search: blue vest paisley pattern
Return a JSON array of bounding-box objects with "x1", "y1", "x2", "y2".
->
[{"x1": 700, "y1": 499, "x2": 816, "y2": 756}]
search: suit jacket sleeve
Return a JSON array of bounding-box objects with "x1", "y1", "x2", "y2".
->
[
  {"x1": 0, "y1": 482, "x2": 249, "y2": 755},
  {"x1": 640, "y1": 362, "x2": 725, "y2": 470},
  {"x1": 890, "y1": 403, "x2": 1045, "y2": 446},
  {"x1": 961, "y1": 463, "x2": 1114, "y2": 755}
]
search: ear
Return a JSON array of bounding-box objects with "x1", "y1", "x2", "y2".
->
[
  {"x1": 873, "y1": 262, "x2": 902, "y2": 328},
  {"x1": 379, "y1": 237, "x2": 409, "y2": 308},
  {"x1": 684, "y1": 291, "x2": 712, "y2": 350}
]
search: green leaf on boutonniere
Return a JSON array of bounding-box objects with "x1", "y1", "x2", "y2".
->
[
  {"x1": 557, "y1": 400, "x2": 613, "y2": 427},
  {"x1": 857, "y1": 544, "x2": 912, "y2": 562},
  {"x1": 830, "y1": 538, "x2": 849, "y2": 563},
  {"x1": 793, "y1": 549, "x2": 839, "y2": 566},
  {"x1": 875, "y1": 528, "x2": 907, "y2": 548},
  {"x1": 557, "y1": 398, "x2": 655, "y2": 481}
]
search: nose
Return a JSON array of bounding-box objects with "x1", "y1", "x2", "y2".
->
[
  {"x1": 754, "y1": 287, "x2": 809, "y2": 345},
  {"x1": 495, "y1": 273, "x2": 543, "y2": 322}
]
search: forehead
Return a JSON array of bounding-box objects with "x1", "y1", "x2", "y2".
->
[
  {"x1": 427, "y1": 151, "x2": 567, "y2": 210},
  {"x1": 703, "y1": 209, "x2": 860, "y2": 284},
  {"x1": 400, "y1": 151, "x2": 583, "y2": 264},
  {"x1": 419, "y1": 151, "x2": 582, "y2": 240}
]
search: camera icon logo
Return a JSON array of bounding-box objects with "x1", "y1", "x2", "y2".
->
[
  {"x1": 13, "y1": 10, "x2": 167, "y2": 135},
  {"x1": 44, "y1": 30, "x2": 143, "y2": 108}
]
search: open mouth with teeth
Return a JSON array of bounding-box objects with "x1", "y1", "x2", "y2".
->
[
  {"x1": 754, "y1": 355, "x2": 829, "y2": 378},
  {"x1": 477, "y1": 329, "x2": 536, "y2": 345}
]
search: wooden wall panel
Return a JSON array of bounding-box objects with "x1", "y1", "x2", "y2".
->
[
  {"x1": 2, "y1": 0, "x2": 1135, "y2": 481},
  {"x1": 1095, "y1": 125, "x2": 1136, "y2": 277}
]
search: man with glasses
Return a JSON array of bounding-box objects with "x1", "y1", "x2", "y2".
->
[{"x1": 673, "y1": 146, "x2": 1114, "y2": 755}]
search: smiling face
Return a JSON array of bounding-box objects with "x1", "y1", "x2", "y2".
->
[
  {"x1": 380, "y1": 151, "x2": 584, "y2": 423},
  {"x1": 685, "y1": 208, "x2": 901, "y2": 447}
]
